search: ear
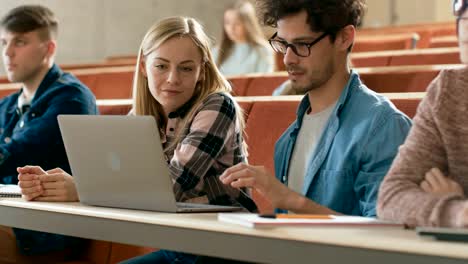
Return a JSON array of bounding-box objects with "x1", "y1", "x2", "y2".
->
[
  {"x1": 337, "y1": 25, "x2": 355, "y2": 52},
  {"x1": 139, "y1": 57, "x2": 147, "y2": 78},
  {"x1": 45, "y1": 40, "x2": 57, "y2": 58}
]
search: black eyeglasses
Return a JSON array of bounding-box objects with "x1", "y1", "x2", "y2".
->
[
  {"x1": 454, "y1": 0, "x2": 468, "y2": 16},
  {"x1": 268, "y1": 32, "x2": 329, "y2": 57}
]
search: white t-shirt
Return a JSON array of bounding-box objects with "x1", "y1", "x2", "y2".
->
[{"x1": 288, "y1": 103, "x2": 336, "y2": 194}]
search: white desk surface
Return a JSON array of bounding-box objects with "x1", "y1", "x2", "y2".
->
[{"x1": 0, "y1": 198, "x2": 466, "y2": 264}]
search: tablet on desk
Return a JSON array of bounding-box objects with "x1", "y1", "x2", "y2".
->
[{"x1": 416, "y1": 227, "x2": 468, "y2": 242}]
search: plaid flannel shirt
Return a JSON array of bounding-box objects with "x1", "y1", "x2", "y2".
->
[{"x1": 162, "y1": 92, "x2": 257, "y2": 212}]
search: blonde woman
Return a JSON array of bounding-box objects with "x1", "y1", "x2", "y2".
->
[
  {"x1": 213, "y1": 0, "x2": 274, "y2": 76},
  {"x1": 18, "y1": 16, "x2": 257, "y2": 263}
]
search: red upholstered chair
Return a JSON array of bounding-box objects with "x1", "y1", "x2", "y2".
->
[
  {"x1": 360, "y1": 69, "x2": 439, "y2": 93},
  {"x1": 228, "y1": 76, "x2": 251, "y2": 96},
  {"x1": 243, "y1": 99, "x2": 299, "y2": 212},
  {"x1": 390, "y1": 97, "x2": 422, "y2": 119},
  {"x1": 244, "y1": 75, "x2": 288, "y2": 96},
  {"x1": 351, "y1": 54, "x2": 392, "y2": 67},
  {"x1": 429, "y1": 36, "x2": 458, "y2": 48},
  {"x1": 71, "y1": 66, "x2": 134, "y2": 99},
  {"x1": 97, "y1": 100, "x2": 132, "y2": 115},
  {"x1": 353, "y1": 33, "x2": 419, "y2": 52},
  {"x1": 237, "y1": 101, "x2": 253, "y2": 123},
  {"x1": 389, "y1": 48, "x2": 461, "y2": 66}
]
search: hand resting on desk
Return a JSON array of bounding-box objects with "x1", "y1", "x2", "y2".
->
[{"x1": 17, "y1": 166, "x2": 79, "y2": 202}]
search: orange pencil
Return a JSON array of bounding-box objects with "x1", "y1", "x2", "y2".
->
[{"x1": 259, "y1": 214, "x2": 332, "y2": 219}]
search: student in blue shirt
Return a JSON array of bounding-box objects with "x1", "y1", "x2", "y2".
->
[
  {"x1": 220, "y1": 0, "x2": 412, "y2": 217},
  {"x1": 0, "y1": 5, "x2": 97, "y2": 263}
]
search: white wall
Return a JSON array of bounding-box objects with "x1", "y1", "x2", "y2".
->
[
  {"x1": 0, "y1": 0, "x2": 232, "y2": 74},
  {"x1": 363, "y1": 0, "x2": 455, "y2": 27}
]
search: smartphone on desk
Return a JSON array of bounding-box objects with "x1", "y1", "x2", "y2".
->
[{"x1": 416, "y1": 227, "x2": 468, "y2": 242}]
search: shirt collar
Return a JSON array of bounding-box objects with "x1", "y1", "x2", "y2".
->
[
  {"x1": 33, "y1": 64, "x2": 62, "y2": 101},
  {"x1": 295, "y1": 70, "x2": 359, "y2": 127},
  {"x1": 7, "y1": 64, "x2": 62, "y2": 114},
  {"x1": 167, "y1": 96, "x2": 197, "y2": 119}
]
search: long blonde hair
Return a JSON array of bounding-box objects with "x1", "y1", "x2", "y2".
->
[
  {"x1": 216, "y1": 0, "x2": 269, "y2": 67},
  {"x1": 132, "y1": 16, "x2": 246, "y2": 152}
]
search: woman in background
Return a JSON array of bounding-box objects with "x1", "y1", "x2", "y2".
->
[{"x1": 213, "y1": 0, "x2": 274, "y2": 76}]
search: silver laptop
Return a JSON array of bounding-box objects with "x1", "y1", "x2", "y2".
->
[{"x1": 58, "y1": 115, "x2": 243, "y2": 213}]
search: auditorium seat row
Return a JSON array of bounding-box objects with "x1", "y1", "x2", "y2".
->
[
  {"x1": 357, "y1": 21, "x2": 456, "y2": 49},
  {"x1": 229, "y1": 64, "x2": 464, "y2": 96},
  {"x1": 351, "y1": 47, "x2": 460, "y2": 67},
  {"x1": 0, "y1": 64, "x2": 460, "y2": 101},
  {"x1": 0, "y1": 66, "x2": 135, "y2": 99}
]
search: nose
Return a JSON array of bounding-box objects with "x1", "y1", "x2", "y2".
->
[
  {"x1": 167, "y1": 68, "x2": 181, "y2": 85},
  {"x1": 283, "y1": 46, "x2": 299, "y2": 67},
  {"x1": 3, "y1": 42, "x2": 14, "y2": 59}
]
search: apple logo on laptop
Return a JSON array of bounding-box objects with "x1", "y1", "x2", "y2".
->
[{"x1": 107, "y1": 152, "x2": 121, "y2": 172}]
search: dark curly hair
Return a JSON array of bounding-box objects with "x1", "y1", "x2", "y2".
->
[{"x1": 257, "y1": 0, "x2": 366, "y2": 41}]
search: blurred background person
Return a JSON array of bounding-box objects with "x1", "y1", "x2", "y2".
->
[{"x1": 213, "y1": 0, "x2": 274, "y2": 76}]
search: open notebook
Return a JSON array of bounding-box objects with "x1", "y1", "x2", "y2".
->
[{"x1": 0, "y1": 184, "x2": 21, "y2": 198}]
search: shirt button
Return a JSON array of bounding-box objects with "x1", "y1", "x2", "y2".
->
[
  {"x1": 169, "y1": 128, "x2": 174, "y2": 132},
  {"x1": 31, "y1": 113, "x2": 36, "y2": 117},
  {"x1": 4, "y1": 137, "x2": 11, "y2": 143},
  {"x1": 282, "y1": 176, "x2": 287, "y2": 182},
  {"x1": 19, "y1": 121, "x2": 24, "y2": 128}
]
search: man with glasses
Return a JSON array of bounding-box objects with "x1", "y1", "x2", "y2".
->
[
  {"x1": 378, "y1": 0, "x2": 468, "y2": 228},
  {"x1": 221, "y1": 0, "x2": 411, "y2": 217}
]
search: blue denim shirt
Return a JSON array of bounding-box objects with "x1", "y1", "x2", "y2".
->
[
  {"x1": 274, "y1": 71, "x2": 412, "y2": 217},
  {"x1": 0, "y1": 64, "x2": 98, "y2": 255}
]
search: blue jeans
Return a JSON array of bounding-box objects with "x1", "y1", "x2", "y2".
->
[{"x1": 120, "y1": 250, "x2": 198, "y2": 264}]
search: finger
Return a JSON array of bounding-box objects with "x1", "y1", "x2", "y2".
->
[
  {"x1": 425, "y1": 170, "x2": 442, "y2": 189},
  {"x1": 34, "y1": 196, "x2": 65, "y2": 202},
  {"x1": 41, "y1": 181, "x2": 65, "y2": 190},
  {"x1": 21, "y1": 188, "x2": 43, "y2": 197},
  {"x1": 430, "y1": 168, "x2": 449, "y2": 189},
  {"x1": 431, "y1": 168, "x2": 445, "y2": 178},
  {"x1": 22, "y1": 191, "x2": 42, "y2": 201},
  {"x1": 18, "y1": 180, "x2": 40, "y2": 188},
  {"x1": 42, "y1": 189, "x2": 65, "y2": 197},
  {"x1": 220, "y1": 167, "x2": 252, "y2": 184},
  {"x1": 17, "y1": 166, "x2": 46, "y2": 175},
  {"x1": 37, "y1": 174, "x2": 65, "y2": 182},
  {"x1": 220, "y1": 163, "x2": 249, "y2": 180},
  {"x1": 420, "y1": 180, "x2": 432, "y2": 192},
  {"x1": 18, "y1": 173, "x2": 38, "y2": 181},
  {"x1": 46, "y1": 168, "x2": 65, "y2": 174},
  {"x1": 230, "y1": 177, "x2": 256, "y2": 189}
]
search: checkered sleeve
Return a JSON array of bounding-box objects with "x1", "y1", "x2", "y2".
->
[{"x1": 168, "y1": 93, "x2": 253, "y2": 209}]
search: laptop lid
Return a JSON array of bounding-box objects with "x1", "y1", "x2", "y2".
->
[{"x1": 58, "y1": 115, "x2": 241, "y2": 213}]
